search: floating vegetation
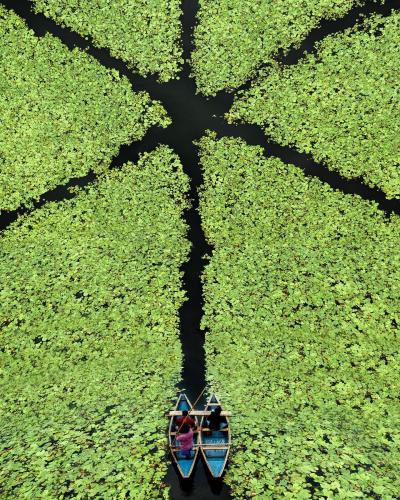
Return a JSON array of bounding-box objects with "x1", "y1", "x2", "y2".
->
[
  {"x1": 2, "y1": 0, "x2": 400, "y2": 496},
  {"x1": 0, "y1": 6, "x2": 169, "y2": 212},
  {"x1": 32, "y1": 0, "x2": 183, "y2": 81},
  {"x1": 191, "y1": 0, "x2": 366, "y2": 95},
  {"x1": 228, "y1": 12, "x2": 400, "y2": 198},
  {"x1": 198, "y1": 133, "x2": 400, "y2": 498},
  {"x1": 0, "y1": 146, "x2": 190, "y2": 498}
]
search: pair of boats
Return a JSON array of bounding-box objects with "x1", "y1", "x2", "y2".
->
[{"x1": 168, "y1": 393, "x2": 231, "y2": 479}]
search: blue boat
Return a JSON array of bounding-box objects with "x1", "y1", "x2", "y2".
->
[
  {"x1": 168, "y1": 393, "x2": 199, "y2": 479},
  {"x1": 200, "y1": 394, "x2": 230, "y2": 478}
]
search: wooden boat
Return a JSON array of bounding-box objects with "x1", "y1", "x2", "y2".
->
[
  {"x1": 168, "y1": 393, "x2": 199, "y2": 479},
  {"x1": 199, "y1": 394, "x2": 231, "y2": 478}
]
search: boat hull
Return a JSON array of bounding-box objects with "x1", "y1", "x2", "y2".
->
[
  {"x1": 200, "y1": 394, "x2": 230, "y2": 478},
  {"x1": 168, "y1": 393, "x2": 199, "y2": 479}
]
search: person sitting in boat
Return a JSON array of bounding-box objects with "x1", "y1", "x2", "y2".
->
[
  {"x1": 176, "y1": 424, "x2": 194, "y2": 458},
  {"x1": 175, "y1": 410, "x2": 196, "y2": 431},
  {"x1": 205, "y1": 405, "x2": 228, "y2": 431}
]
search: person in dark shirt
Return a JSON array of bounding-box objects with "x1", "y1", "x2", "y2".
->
[{"x1": 206, "y1": 406, "x2": 228, "y2": 431}]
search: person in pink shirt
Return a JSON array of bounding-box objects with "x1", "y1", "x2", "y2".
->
[{"x1": 176, "y1": 424, "x2": 194, "y2": 458}]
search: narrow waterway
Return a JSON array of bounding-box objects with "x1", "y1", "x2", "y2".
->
[
  {"x1": 1, "y1": 0, "x2": 400, "y2": 497},
  {"x1": 1, "y1": 0, "x2": 399, "y2": 234}
]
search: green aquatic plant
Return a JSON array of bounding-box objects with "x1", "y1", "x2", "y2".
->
[
  {"x1": 0, "y1": 6, "x2": 169, "y2": 212},
  {"x1": 227, "y1": 12, "x2": 400, "y2": 198},
  {"x1": 1, "y1": 1, "x2": 400, "y2": 497},
  {"x1": 198, "y1": 133, "x2": 400, "y2": 498},
  {"x1": 191, "y1": 0, "x2": 368, "y2": 96},
  {"x1": 32, "y1": 0, "x2": 183, "y2": 81},
  {"x1": 0, "y1": 146, "x2": 190, "y2": 498}
]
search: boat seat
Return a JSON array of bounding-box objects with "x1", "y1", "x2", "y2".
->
[{"x1": 201, "y1": 427, "x2": 229, "y2": 432}]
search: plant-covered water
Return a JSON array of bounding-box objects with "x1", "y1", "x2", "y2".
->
[{"x1": 0, "y1": 0, "x2": 400, "y2": 498}]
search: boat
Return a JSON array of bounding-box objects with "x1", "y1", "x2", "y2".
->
[
  {"x1": 168, "y1": 393, "x2": 199, "y2": 479},
  {"x1": 199, "y1": 394, "x2": 231, "y2": 478}
]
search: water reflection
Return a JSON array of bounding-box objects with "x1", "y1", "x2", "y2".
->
[{"x1": 167, "y1": 459, "x2": 230, "y2": 498}]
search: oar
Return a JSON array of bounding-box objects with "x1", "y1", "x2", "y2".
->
[{"x1": 190, "y1": 386, "x2": 207, "y2": 413}]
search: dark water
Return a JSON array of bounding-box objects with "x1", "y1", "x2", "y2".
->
[
  {"x1": 1, "y1": 0, "x2": 400, "y2": 497},
  {"x1": 280, "y1": 0, "x2": 400, "y2": 66}
]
